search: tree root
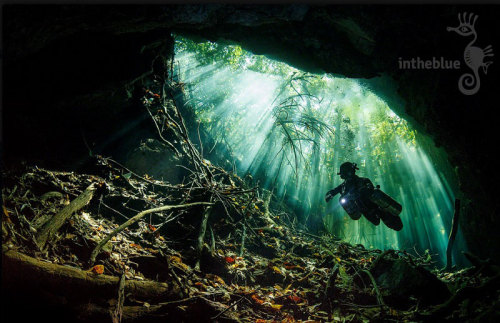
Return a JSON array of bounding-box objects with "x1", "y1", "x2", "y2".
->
[
  {"x1": 112, "y1": 273, "x2": 126, "y2": 323},
  {"x1": 362, "y1": 269, "x2": 386, "y2": 308},
  {"x1": 195, "y1": 200, "x2": 213, "y2": 270}
]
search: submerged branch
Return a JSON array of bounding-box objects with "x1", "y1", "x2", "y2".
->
[
  {"x1": 35, "y1": 183, "x2": 96, "y2": 249},
  {"x1": 362, "y1": 269, "x2": 386, "y2": 308},
  {"x1": 90, "y1": 202, "x2": 214, "y2": 264}
]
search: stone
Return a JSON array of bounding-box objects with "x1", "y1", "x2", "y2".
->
[{"x1": 370, "y1": 254, "x2": 451, "y2": 308}]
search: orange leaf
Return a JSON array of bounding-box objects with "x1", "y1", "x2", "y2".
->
[
  {"x1": 207, "y1": 274, "x2": 226, "y2": 286},
  {"x1": 90, "y1": 265, "x2": 104, "y2": 275},
  {"x1": 148, "y1": 224, "x2": 157, "y2": 232},
  {"x1": 130, "y1": 243, "x2": 142, "y2": 249},
  {"x1": 3, "y1": 206, "x2": 13, "y2": 223},
  {"x1": 225, "y1": 256, "x2": 235, "y2": 264},
  {"x1": 251, "y1": 294, "x2": 265, "y2": 305}
]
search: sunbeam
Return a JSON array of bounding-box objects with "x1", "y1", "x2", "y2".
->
[{"x1": 174, "y1": 35, "x2": 467, "y2": 266}]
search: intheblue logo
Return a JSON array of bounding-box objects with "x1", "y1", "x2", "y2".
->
[{"x1": 447, "y1": 12, "x2": 494, "y2": 95}]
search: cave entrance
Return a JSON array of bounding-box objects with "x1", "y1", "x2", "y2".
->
[{"x1": 173, "y1": 35, "x2": 467, "y2": 267}]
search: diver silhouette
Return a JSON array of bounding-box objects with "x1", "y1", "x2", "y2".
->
[{"x1": 325, "y1": 162, "x2": 403, "y2": 231}]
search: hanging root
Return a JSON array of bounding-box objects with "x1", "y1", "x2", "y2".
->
[{"x1": 362, "y1": 269, "x2": 386, "y2": 308}]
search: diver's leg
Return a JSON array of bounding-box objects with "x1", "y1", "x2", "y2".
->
[
  {"x1": 363, "y1": 209, "x2": 380, "y2": 226},
  {"x1": 380, "y1": 211, "x2": 403, "y2": 231}
]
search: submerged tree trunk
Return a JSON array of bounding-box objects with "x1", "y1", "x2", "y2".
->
[
  {"x1": 445, "y1": 199, "x2": 461, "y2": 270},
  {"x1": 2, "y1": 249, "x2": 180, "y2": 301}
]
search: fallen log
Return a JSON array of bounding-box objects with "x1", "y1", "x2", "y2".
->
[
  {"x1": 2, "y1": 249, "x2": 179, "y2": 302},
  {"x1": 35, "y1": 183, "x2": 96, "y2": 248}
]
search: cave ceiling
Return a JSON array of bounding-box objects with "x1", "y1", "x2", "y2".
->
[{"x1": 4, "y1": 4, "x2": 500, "y2": 223}]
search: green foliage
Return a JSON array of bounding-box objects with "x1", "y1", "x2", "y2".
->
[
  {"x1": 174, "y1": 36, "x2": 462, "y2": 259},
  {"x1": 175, "y1": 35, "x2": 418, "y2": 188},
  {"x1": 175, "y1": 35, "x2": 293, "y2": 74}
]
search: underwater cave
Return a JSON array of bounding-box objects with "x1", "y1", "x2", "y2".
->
[
  {"x1": 173, "y1": 36, "x2": 466, "y2": 262},
  {"x1": 2, "y1": 4, "x2": 500, "y2": 322}
]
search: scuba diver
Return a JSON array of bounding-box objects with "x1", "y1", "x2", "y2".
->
[{"x1": 325, "y1": 162, "x2": 403, "y2": 231}]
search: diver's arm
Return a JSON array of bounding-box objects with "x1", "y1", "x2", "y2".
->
[{"x1": 325, "y1": 185, "x2": 342, "y2": 202}]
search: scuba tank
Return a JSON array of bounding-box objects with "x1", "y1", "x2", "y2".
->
[
  {"x1": 339, "y1": 185, "x2": 402, "y2": 219},
  {"x1": 368, "y1": 185, "x2": 402, "y2": 217}
]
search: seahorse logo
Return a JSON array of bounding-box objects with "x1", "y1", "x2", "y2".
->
[{"x1": 447, "y1": 12, "x2": 494, "y2": 95}]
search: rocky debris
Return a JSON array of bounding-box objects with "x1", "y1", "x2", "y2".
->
[
  {"x1": 370, "y1": 251, "x2": 451, "y2": 307},
  {"x1": 3, "y1": 158, "x2": 500, "y2": 322}
]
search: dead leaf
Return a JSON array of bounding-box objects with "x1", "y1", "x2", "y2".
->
[
  {"x1": 270, "y1": 303, "x2": 283, "y2": 311},
  {"x1": 252, "y1": 294, "x2": 265, "y2": 305},
  {"x1": 90, "y1": 265, "x2": 104, "y2": 275},
  {"x1": 207, "y1": 274, "x2": 226, "y2": 286}
]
